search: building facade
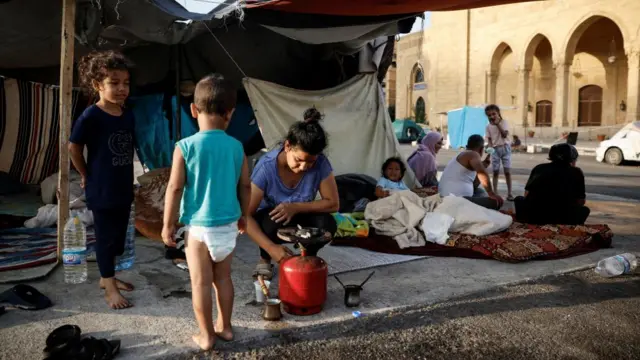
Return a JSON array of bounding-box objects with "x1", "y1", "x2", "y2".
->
[{"x1": 394, "y1": 0, "x2": 640, "y2": 139}]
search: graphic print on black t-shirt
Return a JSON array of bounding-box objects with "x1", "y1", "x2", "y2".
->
[{"x1": 108, "y1": 130, "x2": 134, "y2": 167}]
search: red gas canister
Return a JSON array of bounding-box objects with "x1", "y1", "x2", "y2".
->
[{"x1": 279, "y1": 249, "x2": 328, "y2": 316}]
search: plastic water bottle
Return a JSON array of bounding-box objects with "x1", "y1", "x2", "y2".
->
[
  {"x1": 115, "y1": 203, "x2": 136, "y2": 272},
  {"x1": 594, "y1": 253, "x2": 637, "y2": 277},
  {"x1": 63, "y1": 216, "x2": 88, "y2": 284}
]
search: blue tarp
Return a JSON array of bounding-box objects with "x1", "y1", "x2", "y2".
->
[
  {"x1": 131, "y1": 94, "x2": 173, "y2": 169},
  {"x1": 447, "y1": 106, "x2": 488, "y2": 149},
  {"x1": 171, "y1": 97, "x2": 199, "y2": 142},
  {"x1": 132, "y1": 94, "x2": 260, "y2": 170},
  {"x1": 226, "y1": 103, "x2": 259, "y2": 145}
]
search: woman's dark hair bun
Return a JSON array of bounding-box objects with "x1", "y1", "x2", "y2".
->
[
  {"x1": 284, "y1": 106, "x2": 328, "y2": 155},
  {"x1": 303, "y1": 106, "x2": 323, "y2": 123}
]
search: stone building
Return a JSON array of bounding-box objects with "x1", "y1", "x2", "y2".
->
[{"x1": 394, "y1": 0, "x2": 640, "y2": 139}]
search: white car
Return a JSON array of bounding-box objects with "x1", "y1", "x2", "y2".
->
[{"x1": 595, "y1": 121, "x2": 640, "y2": 165}]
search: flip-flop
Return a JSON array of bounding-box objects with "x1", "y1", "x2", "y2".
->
[
  {"x1": 43, "y1": 325, "x2": 82, "y2": 359},
  {"x1": 507, "y1": 195, "x2": 515, "y2": 201},
  {"x1": 0, "y1": 284, "x2": 52, "y2": 310},
  {"x1": 89, "y1": 337, "x2": 121, "y2": 360}
]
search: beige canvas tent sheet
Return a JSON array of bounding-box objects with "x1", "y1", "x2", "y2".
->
[{"x1": 244, "y1": 74, "x2": 419, "y2": 187}]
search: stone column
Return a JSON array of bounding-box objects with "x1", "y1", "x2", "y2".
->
[
  {"x1": 554, "y1": 63, "x2": 570, "y2": 127},
  {"x1": 487, "y1": 71, "x2": 498, "y2": 104},
  {"x1": 516, "y1": 68, "x2": 531, "y2": 127},
  {"x1": 626, "y1": 50, "x2": 640, "y2": 123}
]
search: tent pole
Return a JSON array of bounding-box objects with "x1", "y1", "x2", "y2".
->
[
  {"x1": 175, "y1": 45, "x2": 182, "y2": 141},
  {"x1": 57, "y1": 0, "x2": 76, "y2": 260}
]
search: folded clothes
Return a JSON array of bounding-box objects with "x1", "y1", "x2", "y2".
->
[{"x1": 332, "y1": 212, "x2": 369, "y2": 238}]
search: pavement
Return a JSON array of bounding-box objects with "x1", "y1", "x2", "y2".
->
[
  {"x1": 218, "y1": 269, "x2": 640, "y2": 360},
  {"x1": 1, "y1": 149, "x2": 639, "y2": 360}
]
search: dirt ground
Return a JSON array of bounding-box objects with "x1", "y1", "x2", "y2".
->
[{"x1": 194, "y1": 269, "x2": 640, "y2": 360}]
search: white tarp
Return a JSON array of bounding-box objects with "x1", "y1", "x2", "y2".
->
[{"x1": 243, "y1": 74, "x2": 418, "y2": 187}]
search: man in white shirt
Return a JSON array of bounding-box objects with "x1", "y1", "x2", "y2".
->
[{"x1": 485, "y1": 104, "x2": 513, "y2": 201}]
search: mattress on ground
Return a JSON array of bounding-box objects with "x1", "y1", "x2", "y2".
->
[{"x1": 331, "y1": 223, "x2": 613, "y2": 263}]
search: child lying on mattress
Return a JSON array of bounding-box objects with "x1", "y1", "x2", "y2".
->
[{"x1": 375, "y1": 157, "x2": 409, "y2": 198}]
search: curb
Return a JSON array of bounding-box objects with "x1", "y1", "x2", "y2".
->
[{"x1": 524, "y1": 143, "x2": 597, "y2": 157}]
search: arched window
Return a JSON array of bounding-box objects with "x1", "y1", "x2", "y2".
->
[
  {"x1": 535, "y1": 100, "x2": 553, "y2": 127},
  {"x1": 578, "y1": 85, "x2": 602, "y2": 126},
  {"x1": 414, "y1": 67, "x2": 425, "y2": 84},
  {"x1": 414, "y1": 97, "x2": 426, "y2": 124}
]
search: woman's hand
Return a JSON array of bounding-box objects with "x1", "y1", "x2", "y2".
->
[
  {"x1": 269, "y1": 203, "x2": 299, "y2": 225},
  {"x1": 161, "y1": 224, "x2": 176, "y2": 247},
  {"x1": 268, "y1": 244, "x2": 293, "y2": 263}
]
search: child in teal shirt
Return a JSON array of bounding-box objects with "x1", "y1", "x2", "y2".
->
[{"x1": 162, "y1": 74, "x2": 251, "y2": 351}]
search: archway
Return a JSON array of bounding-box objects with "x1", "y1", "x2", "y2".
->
[
  {"x1": 578, "y1": 85, "x2": 603, "y2": 126},
  {"x1": 564, "y1": 16, "x2": 628, "y2": 127},
  {"x1": 409, "y1": 63, "x2": 427, "y2": 121},
  {"x1": 523, "y1": 34, "x2": 555, "y2": 128},
  {"x1": 414, "y1": 67, "x2": 425, "y2": 84},
  {"x1": 489, "y1": 42, "x2": 517, "y2": 121}
]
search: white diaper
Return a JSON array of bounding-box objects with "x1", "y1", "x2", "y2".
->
[{"x1": 184, "y1": 223, "x2": 238, "y2": 262}]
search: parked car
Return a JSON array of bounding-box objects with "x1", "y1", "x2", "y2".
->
[
  {"x1": 393, "y1": 119, "x2": 428, "y2": 143},
  {"x1": 595, "y1": 121, "x2": 640, "y2": 165}
]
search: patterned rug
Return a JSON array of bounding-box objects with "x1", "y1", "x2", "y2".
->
[
  {"x1": 0, "y1": 227, "x2": 96, "y2": 273},
  {"x1": 446, "y1": 223, "x2": 613, "y2": 262},
  {"x1": 332, "y1": 223, "x2": 613, "y2": 263}
]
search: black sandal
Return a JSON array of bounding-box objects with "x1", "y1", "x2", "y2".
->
[
  {"x1": 0, "y1": 284, "x2": 52, "y2": 310},
  {"x1": 43, "y1": 325, "x2": 81, "y2": 359},
  {"x1": 42, "y1": 325, "x2": 121, "y2": 360}
]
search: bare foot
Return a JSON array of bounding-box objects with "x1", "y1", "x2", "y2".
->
[
  {"x1": 100, "y1": 278, "x2": 134, "y2": 292},
  {"x1": 214, "y1": 324, "x2": 234, "y2": 341},
  {"x1": 104, "y1": 288, "x2": 133, "y2": 310},
  {"x1": 192, "y1": 333, "x2": 215, "y2": 351}
]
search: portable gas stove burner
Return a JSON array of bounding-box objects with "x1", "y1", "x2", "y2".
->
[{"x1": 277, "y1": 226, "x2": 331, "y2": 247}]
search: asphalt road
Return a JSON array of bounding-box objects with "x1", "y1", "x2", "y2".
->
[
  {"x1": 397, "y1": 146, "x2": 640, "y2": 201},
  {"x1": 206, "y1": 270, "x2": 640, "y2": 360}
]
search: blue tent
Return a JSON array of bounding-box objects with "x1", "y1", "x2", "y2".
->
[{"x1": 447, "y1": 106, "x2": 488, "y2": 149}]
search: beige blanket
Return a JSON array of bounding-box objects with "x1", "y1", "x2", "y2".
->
[{"x1": 364, "y1": 191, "x2": 441, "y2": 249}]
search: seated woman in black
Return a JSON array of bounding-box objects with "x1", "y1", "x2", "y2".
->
[{"x1": 514, "y1": 143, "x2": 590, "y2": 225}]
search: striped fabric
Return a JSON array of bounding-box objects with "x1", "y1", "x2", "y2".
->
[
  {"x1": 0, "y1": 227, "x2": 96, "y2": 272},
  {"x1": 0, "y1": 77, "x2": 80, "y2": 184}
]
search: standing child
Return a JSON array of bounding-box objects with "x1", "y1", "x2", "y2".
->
[
  {"x1": 68, "y1": 51, "x2": 136, "y2": 310},
  {"x1": 161, "y1": 74, "x2": 251, "y2": 351},
  {"x1": 484, "y1": 104, "x2": 514, "y2": 201},
  {"x1": 375, "y1": 157, "x2": 409, "y2": 198}
]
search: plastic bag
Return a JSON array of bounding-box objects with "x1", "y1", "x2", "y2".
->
[
  {"x1": 24, "y1": 205, "x2": 94, "y2": 228},
  {"x1": 421, "y1": 212, "x2": 455, "y2": 245}
]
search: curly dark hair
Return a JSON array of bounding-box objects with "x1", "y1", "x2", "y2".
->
[
  {"x1": 484, "y1": 104, "x2": 503, "y2": 119},
  {"x1": 78, "y1": 51, "x2": 132, "y2": 95},
  {"x1": 381, "y1": 157, "x2": 406, "y2": 178},
  {"x1": 284, "y1": 107, "x2": 328, "y2": 155}
]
